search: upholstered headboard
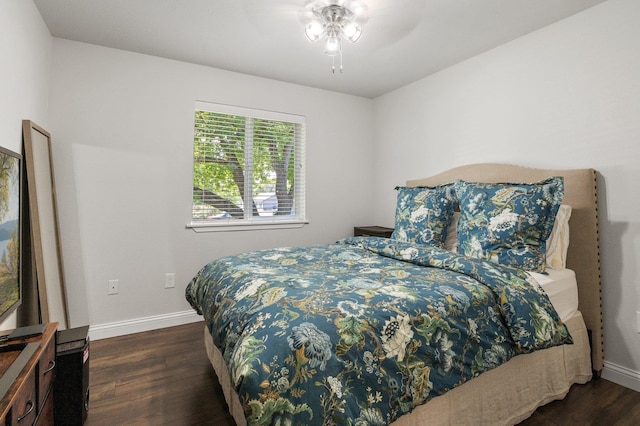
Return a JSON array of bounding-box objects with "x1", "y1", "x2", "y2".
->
[{"x1": 407, "y1": 163, "x2": 603, "y2": 372}]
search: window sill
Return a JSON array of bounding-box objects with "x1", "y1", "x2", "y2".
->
[{"x1": 187, "y1": 219, "x2": 308, "y2": 233}]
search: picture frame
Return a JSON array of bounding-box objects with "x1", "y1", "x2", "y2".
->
[
  {"x1": 22, "y1": 120, "x2": 68, "y2": 329},
  {"x1": 0, "y1": 146, "x2": 22, "y2": 325}
]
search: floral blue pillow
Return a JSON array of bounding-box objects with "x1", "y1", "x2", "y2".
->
[
  {"x1": 391, "y1": 184, "x2": 457, "y2": 247},
  {"x1": 454, "y1": 177, "x2": 564, "y2": 272}
]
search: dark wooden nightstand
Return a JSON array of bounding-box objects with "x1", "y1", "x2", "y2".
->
[{"x1": 354, "y1": 226, "x2": 394, "y2": 238}]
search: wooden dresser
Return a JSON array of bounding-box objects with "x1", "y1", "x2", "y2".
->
[{"x1": 0, "y1": 323, "x2": 57, "y2": 425}]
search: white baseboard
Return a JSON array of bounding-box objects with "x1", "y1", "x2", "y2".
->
[
  {"x1": 602, "y1": 360, "x2": 640, "y2": 392},
  {"x1": 89, "y1": 310, "x2": 203, "y2": 341}
]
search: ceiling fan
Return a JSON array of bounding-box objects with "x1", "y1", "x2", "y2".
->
[{"x1": 240, "y1": 0, "x2": 428, "y2": 51}]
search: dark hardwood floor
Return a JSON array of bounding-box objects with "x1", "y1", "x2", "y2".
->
[
  {"x1": 86, "y1": 321, "x2": 640, "y2": 425},
  {"x1": 86, "y1": 321, "x2": 235, "y2": 425}
]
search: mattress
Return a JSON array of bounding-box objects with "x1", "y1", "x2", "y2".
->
[{"x1": 528, "y1": 268, "x2": 578, "y2": 323}]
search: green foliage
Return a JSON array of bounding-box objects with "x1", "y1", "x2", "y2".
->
[
  {"x1": 193, "y1": 111, "x2": 243, "y2": 203},
  {"x1": 0, "y1": 153, "x2": 18, "y2": 222},
  {"x1": 5, "y1": 228, "x2": 18, "y2": 276},
  {"x1": 0, "y1": 245, "x2": 18, "y2": 314},
  {"x1": 247, "y1": 398, "x2": 312, "y2": 426},
  {"x1": 415, "y1": 314, "x2": 454, "y2": 342}
]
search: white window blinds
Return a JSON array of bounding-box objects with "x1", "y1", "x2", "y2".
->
[{"x1": 191, "y1": 101, "x2": 306, "y2": 228}]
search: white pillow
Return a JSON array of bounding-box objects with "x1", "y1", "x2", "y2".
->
[
  {"x1": 444, "y1": 211, "x2": 460, "y2": 252},
  {"x1": 545, "y1": 204, "x2": 572, "y2": 270},
  {"x1": 443, "y1": 205, "x2": 571, "y2": 270}
]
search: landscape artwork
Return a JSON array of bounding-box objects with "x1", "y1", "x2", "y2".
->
[{"x1": 0, "y1": 146, "x2": 21, "y2": 323}]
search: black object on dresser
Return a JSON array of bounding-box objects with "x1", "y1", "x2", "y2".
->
[
  {"x1": 54, "y1": 326, "x2": 90, "y2": 425},
  {"x1": 354, "y1": 226, "x2": 394, "y2": 238}
]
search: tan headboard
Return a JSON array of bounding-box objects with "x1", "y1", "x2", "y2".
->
[{"x1": 407, "y1": 163, "x2": 603, "y2": 372}]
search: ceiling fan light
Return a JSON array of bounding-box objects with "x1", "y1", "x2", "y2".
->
[
  {"x1": 303, "y1": 3, "x2": 366, "y2": 71},
  {"x1": 324, "y1": 36, "x2": 341, "y2": 56},
  {"x1": 305, "y1": 20, "x2": 325, "y2": 42},
  {"x1": 342, "y1": 21, "x2": 361, "y2": 43}
]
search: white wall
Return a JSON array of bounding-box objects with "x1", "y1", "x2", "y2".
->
[
  {"x1": 372, "y1": 0, "x2": 640, "y2": 390},
  {"x1": 0, "y1": 1, "x2": 52, "y2": 330},
  {"x1": 47, "y1": 39, "x2": 375, "y2": 335}
]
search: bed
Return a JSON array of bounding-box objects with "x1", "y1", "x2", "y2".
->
[{"x1": 186, "y1": 163, "x2": 602, "y2": 426}]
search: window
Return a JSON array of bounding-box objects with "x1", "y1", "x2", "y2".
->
[{"x1": 190, "y1": 101, "x2": 306, "y2": 230}]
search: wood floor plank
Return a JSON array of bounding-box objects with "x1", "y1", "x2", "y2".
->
[
  {"x1": 616, "y1": 400, "x2": 640, "y2": 426},
  {"x1": 85, "y1": 321, "x2": 640, "y2": 425}
]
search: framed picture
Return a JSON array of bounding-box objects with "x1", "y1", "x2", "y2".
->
[
  {"x1": 22, "y1": 120, "x2": 68, "y2": 329},
  {"x1": 0, "y1": 146, "x2": 21, "y2": 325}
]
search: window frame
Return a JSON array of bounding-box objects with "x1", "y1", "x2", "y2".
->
[{"x1": 188, "y1": 101, "x2": 307, "y2": 232}]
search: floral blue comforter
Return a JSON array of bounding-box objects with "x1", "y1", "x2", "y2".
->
[{"x1": 186, "y1": 237, "x2": 572, "y2": 426}]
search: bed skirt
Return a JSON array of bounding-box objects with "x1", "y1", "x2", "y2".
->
[{"x1": 204, "y1": 311, "x2": 592, "y2": 426}]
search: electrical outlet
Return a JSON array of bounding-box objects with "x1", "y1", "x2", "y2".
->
[
  {"x1": 165, "y1": 273, "x2": 176, "y2": 289},
  {"x1": 108, "y1": 279, "x2": 119, "y2": 295}
]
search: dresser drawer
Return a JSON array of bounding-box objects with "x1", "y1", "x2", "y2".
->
[
  {"x1": 38, "y1": 335, "x2": 56, "y2": 411},
  {"x1": 9, "y1": 369, "x2": 37, "y2": 425},
  {"x1": 35, "y1": 388, "x2": 54, "y2": 425}
]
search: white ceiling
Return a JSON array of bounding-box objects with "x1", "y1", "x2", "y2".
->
[{"x1": 34, "y1": 0, "x2": 607, "y2": 98}]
